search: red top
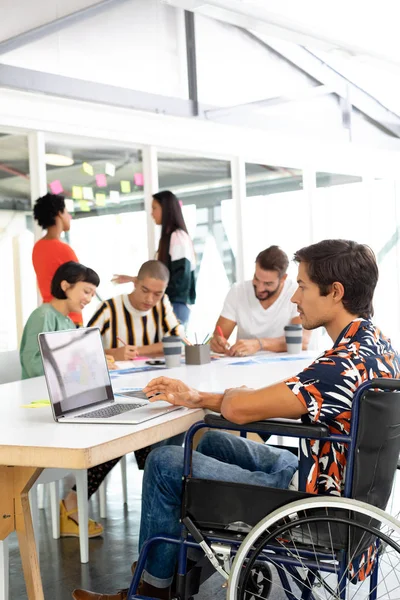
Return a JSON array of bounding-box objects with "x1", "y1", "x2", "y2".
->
[{"x1": 32, "y1": 238, "x2": 82, "y2": 325}]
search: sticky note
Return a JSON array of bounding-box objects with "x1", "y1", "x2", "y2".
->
[
  {"x1": 78, "y1": 200, "x2": 91, "y2": 212},
  {"x1": 105, "y1": 162, "x2": 116, "y2": 176},
  {"x1": 120, "y1": 180, "x2": 131, "y2": 193},
  {"x1": 96, "y1": 174, "x2": 107, "y2": 187},
  {"x1": 21, "y1": 399, "x2": 51, "y2": 408},
  {"x1": 95, "y1": 193, "x2": 106, "y2": 206},
  {"x1": 110, "y1": 190, "x2": 120, "y2": 203},
  {"x1": 72, "y1": 186, "x2": 83, "y2": 200},
  {"x1": 49, "y1": 180, "x2": 63, "y2": 194},
  {"x1": 82, "y1": 162, "x2": 94, "y2": 176},
  {"x1": 134, "y1": 173, "x2": 144, "y2": 186},
  {"x1": 83, "y1": 186, "x2": 94, "y2": 200},
  {"x1": 65, "y1": 199, "x2": 75, "y2": 212}
]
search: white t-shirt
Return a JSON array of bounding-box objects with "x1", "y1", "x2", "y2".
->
[{"x1": 220, "y1": 279, "x2": 298, "y2": 340}]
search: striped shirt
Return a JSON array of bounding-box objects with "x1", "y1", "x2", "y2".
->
[{"x1": 87, "y1": 293, "x2": 180, "y2": 350}]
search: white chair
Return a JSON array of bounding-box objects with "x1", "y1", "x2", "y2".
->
[
  {"x1": 0, "y1": 350, "x2": 21, "y2": 384},
  {"x1": 98, "y1": 455, "x2": 128, "y2": 518},
  {"x1": 0, "y1": 351, "x2": 90, "y2": 600},
  {"x1": 0, "y1": 350, "x2": 20, "y2": 600}
]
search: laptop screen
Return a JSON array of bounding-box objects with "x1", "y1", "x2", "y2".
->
[{"x1": 39, "y1": 327, "x2": 113, "y2": 418}]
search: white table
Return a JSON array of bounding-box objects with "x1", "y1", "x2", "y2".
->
[{"x1": 0, "y1": 351, "x2": 314, "y2": 600}]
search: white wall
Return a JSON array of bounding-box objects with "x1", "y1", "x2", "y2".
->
[{"x1": 0, "y1": 0, "x2": 188, "y2": 98}]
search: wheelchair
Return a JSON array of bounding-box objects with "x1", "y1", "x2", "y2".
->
[{"x1": 129, "y1": 378, "x2": 400, "y2": 599}]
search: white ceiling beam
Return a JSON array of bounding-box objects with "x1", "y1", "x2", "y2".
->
[
  {"x1": 0, "y1": 0, "x2": 132, "y2": 56},
  {"x1": 205, "y1": 85, "x2": 333, "y2": 118}
]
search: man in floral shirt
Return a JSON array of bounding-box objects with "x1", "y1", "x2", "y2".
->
[{"x1": 73, "y1": 239, "x2": 400, "y2": 600}]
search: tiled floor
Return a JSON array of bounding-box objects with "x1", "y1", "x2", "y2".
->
[
  {"x1": 8, "y1": 457, "x2": 400, "y2": 600},
  {"x1": 8, "y1": 455, "x2": 228, "y2": 600}
]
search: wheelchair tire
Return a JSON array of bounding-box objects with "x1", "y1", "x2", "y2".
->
[{"x1": 227, "y1": 496, "x2": 400, "y2": 600}]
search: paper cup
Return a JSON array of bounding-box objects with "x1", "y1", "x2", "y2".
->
[
  {"x1": 284, "y1": 325, "x2": 303, "y2": 354},
  {"x1": 162, "y1": 336, "x2": 182, "y2": 368}
]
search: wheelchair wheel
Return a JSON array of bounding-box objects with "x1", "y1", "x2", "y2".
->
[
  {"x1": 244, "y1": 561, "x2": 272, "y2": 599},
  {"x1": 227, "y1": 496, "x2": 400, "y2": 600}
]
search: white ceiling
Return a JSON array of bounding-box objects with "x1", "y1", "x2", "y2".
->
[{"x1": 164, "y1": 0, "x2": 400, "y2": 67}]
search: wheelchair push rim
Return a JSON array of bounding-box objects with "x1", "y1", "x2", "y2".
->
[{"x1": 227, "y1": 496, "x2": 400, "y2": 600}]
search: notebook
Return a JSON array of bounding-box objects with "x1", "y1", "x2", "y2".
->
[{"x1": 38, "y1": 327, "x2": 182, "y2": 424}]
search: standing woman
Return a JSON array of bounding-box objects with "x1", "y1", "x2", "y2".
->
[
  {"x1": 113, "y1": 191, "x2": 196, "y2": 326},
  {"x1": 151, "y1": 191, "x2": 196, "y2": 326},
  {"x1": 32, "y1": 193, "x2": 82, "y2": 326}
]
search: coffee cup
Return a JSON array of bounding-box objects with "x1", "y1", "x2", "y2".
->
[
  {"x1": 284, "y1": 325, "x2": 303, "y2": 354},
  {"x1": 162, "y1": 336, "x2": 182, "y2": 368}
]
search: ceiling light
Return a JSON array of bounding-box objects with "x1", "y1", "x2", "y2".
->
[{"x1": 45, "y1": 148, "x2": 74, "y2": 167}]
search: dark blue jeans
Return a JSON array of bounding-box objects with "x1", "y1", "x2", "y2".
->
[
  {"x1": 172, "y1": 302, "x2": 190, "y2": 327},
  {"x1": 139, "y1": 430, "x2": 298, "y2": 588}
]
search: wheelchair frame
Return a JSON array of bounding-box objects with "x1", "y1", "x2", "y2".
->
[{"x1": 128, "y1": 378, "x2": 400, "y2": 600}]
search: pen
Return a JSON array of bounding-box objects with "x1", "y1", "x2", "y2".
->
[
  {"x1": 216, "y1": 326, "x2": 230, "y2": 350},
  {"x1": 117, "y1": 336, "x2": 127, "y2": 346}
]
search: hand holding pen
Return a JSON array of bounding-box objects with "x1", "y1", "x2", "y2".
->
[
  {"x1": 113, "y1": 336, "x2": 138, "y2": 361},
  {"x1": 210, "y1": 325, "x2": 231, "y2": 354}
]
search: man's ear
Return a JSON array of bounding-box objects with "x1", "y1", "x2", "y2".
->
[
  {"x1": 331, "y1": 281, "x2": 345, "y2": 303},
  {"x1": 281, "y1": 274, "x2": 288, "y2": 282}
]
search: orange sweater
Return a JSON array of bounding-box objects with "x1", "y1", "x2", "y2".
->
[{"x1": 32, "y1": 238, "x2": 82, "y2": 325}]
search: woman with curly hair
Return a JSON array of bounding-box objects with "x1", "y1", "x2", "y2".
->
[{"x1": 32, "y1": 193, "x2": 82, "y2": 325}]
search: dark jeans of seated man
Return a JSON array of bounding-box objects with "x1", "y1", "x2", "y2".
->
[{"x1": 138, "y1": 430, "x2": 298, "y2": 590}]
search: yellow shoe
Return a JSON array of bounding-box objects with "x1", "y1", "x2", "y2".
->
[{"x1": 60, "y1": 500, "x2": 103, "y2": 538}]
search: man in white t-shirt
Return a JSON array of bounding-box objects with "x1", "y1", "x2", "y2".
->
[{"x1": 211, "y1": 246, "x2": 309, "y2": 356}]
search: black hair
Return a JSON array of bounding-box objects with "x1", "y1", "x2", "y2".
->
[
  {"x1": 256, "y1": 246, "x2": 289, "y2": 278},
  {"x1": 137, "y1": 260, "x2": 170, "y2": 282},
  {"x1": 294, "y1": 239, "x2": 378, "y2": 319},
  {"x1": 33, "y1": 193, "x2": 66, "y2": 229},
  {"x1": 153, "y1": 190, "x2": 188, "y2": 265},
  {"x1": 51, "y1": 261, "x2": 100, "y2": 300}
]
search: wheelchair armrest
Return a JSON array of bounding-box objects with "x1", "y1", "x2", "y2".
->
[{"x1": 204, "y1": 412, "x2": 330, "y2": 438}]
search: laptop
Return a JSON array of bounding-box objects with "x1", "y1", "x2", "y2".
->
[{"x1": 38, "y1": 327, "x2": 183, "y2": 424}]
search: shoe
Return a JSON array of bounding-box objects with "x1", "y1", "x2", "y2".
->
[
  {"x1": 72, "y1": 584, "x2": 170, "y2": 600},
  {"x1": 72, "y1": 590, "x2": 127, "y2": 600},
  {"x1": 60, "y1": 500, "x2": 103, "y2": 538}
]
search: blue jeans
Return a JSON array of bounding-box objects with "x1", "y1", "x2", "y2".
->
[
  {"x1": 151, "y1": 432, "x2": 185, "y2": 450},
  {"x1": 139, "y1": 430, "x2": 298, "y2": 588},
  {"x1": 172, "y1": 302, "x2": 190, "y2": 327}
]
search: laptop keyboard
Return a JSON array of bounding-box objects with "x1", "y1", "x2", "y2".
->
[{"x1": 77, "y1": 403, "x2": 144, "y2": 419}]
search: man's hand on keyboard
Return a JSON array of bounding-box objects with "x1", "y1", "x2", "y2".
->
[{"x1": 144, "y1": 377, "x2": 201, "y2": 409}]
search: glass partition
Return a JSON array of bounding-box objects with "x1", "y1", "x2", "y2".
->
[
  {"x1": 44, "y1": 134, "x2": 147, "y2": 323},
  {"x1": 0, "y1": 132, "x2": 33, "y2": 350},
  {"x1": 312, "y1": 177, "x2": 400, "y2": 348},
  {"x1": 243, "y1": 163, "x2": 307, "y2": 281},
  {"x1": 157, "y1": 151, "x2": 234, "y2": 339}
]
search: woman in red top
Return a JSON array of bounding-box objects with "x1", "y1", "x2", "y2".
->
[{"x1": 32, "y1": 193, "x2": 82, "y2": 325}]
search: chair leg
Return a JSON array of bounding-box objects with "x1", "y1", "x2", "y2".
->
[
  {"x1": 29, "y1": 486, "x2": 40, "y2": 556},
  {"x1": 0, "y1": 539, "x2": 9, "y2": 600},
  {"x1": 74, "y1": 470, "x2": 89, "y2": 564},
  {"x1": 49, "y1": 481, "x2": 60, "y2": 539},
  {"x1": 37, "y1": 483, "x2": 46, "y2": 510},
  {"x1": 99, "y1": 480, "x2": 107, "y2": 519},
  {"x1": 121, "y1": 455, "x2": 128, "y2": 505}
]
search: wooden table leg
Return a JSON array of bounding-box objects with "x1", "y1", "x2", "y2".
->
[{"x1": 0, "y1": 466, "x2": 43, "y2": 600}]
